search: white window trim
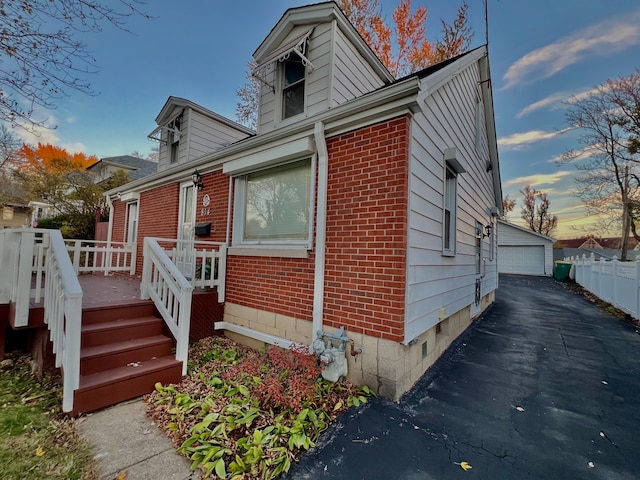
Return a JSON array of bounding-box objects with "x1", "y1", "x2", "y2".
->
[
  {"x1": 442, "y1": 164, "x2": 458, "y2": 256},
  {"x1": 276, "y1": 53, "x2": 307, "y2": 125},
  {"x1": 125, "y1": 201, "x2": 138, "y2": 243},
  {"x1": 232, "y1": 156, "x2": 316, "y2": 251}
]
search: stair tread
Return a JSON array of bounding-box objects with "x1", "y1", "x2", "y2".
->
[
  {"x1": 82, "y1": 316, "x2": 161, "y2": 333},
  {"x1": 78, "y1": 356, "x2": 182, "y2": 391},
  {"x1": 80, "y1": 335, "x2": 172, "y2": 359}
]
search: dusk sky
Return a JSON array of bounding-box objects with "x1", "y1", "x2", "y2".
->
[{"x1": 12, "y1": 0, "x2": 640, "y2": 239}]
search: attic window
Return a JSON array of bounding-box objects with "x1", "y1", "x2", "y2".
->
[
  {"x1": 251, "y1": 27, "x2": 315, "y2": 91},
  {"x1": 282, "y1": 53, "x2": 305, "y2": 118},
  {"x1": 168, "y1": 116, "x2": 181, "y2": 164}
]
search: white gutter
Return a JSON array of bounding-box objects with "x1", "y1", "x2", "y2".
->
[
  {"x1": 226, "y1": 177, "x2": 233, "y2": 245},
  {"x1": 312, "y1": 121, "x2": 329, "y2": 342}
]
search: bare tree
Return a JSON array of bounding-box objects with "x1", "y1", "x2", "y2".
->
[
  {"x1": 560, "y1": 69, "x2": 640, "y2": 260},
  {"x1": 501, "y1": 194, "x2": 516, "y2": 218},
  {"x1": 520, "y1": 185, "x2": 558, "y2": 236},
  {"x1": 0, "y1": 1, "x2": 149, "y2": 128},
  {"x1": 235, "y1": 61, "x2": 260, "y2": 130}
]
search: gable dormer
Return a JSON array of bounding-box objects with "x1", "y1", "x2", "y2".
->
[
  {"x1": 149, "y1": 96, "x2": 254, "y2": 172},
  {"x1": 251, "y1": 2, "x2": 394, "y2": 134}
]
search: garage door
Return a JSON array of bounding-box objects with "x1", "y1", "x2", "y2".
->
[{"x1": 499, "y1": 245, "x2": 545, "y2": 275}]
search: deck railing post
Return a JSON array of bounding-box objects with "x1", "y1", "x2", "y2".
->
[
  {"x1": 140, "y1": 238, "x2": 151, "y2": 300},
  {"x1": 62, "y1": 295, "x2": 82, "y2": 412},
  {"x1": 14, "y1": 230, "x2": 35, "y2": 327}
]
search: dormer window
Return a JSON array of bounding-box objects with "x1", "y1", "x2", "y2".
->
[{"x1": 282, "y1": 53, "x2": 306, "y2": 119}]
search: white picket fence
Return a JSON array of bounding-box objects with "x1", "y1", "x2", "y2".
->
[{"x1": 565, "y1": 254, "x2": 640, "y2": 320}]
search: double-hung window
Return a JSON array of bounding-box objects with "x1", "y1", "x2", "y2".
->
[
  {"x1": 443, "y1": 165, "x2": 457, "y2": 255},
  {"x1": 234, "y1": 159, "x2": 313, "y2": 247},
  {"x1": 282, "y1": 54, "x2": 305, "y2": 119}
]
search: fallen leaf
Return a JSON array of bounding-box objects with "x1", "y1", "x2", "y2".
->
[
  {"x1": 114, "y1": 472, "x2": 128, "y2": 480},
  {"x1": 35, "y1": 447, "x2": 45, "y2": 457},
  {"x1": 333, "y1": 401, "x2": 343, "y2": 411},
  {"x1": 455, "y1": 461, "x2": 473, "y2": 471},
  {"x1": 588, "y1": 461, "x2": 595, "y2": 468}
]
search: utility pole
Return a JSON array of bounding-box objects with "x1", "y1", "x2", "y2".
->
[{"x1": 621, "y1": 165, "x2": 630, "y2": 261}]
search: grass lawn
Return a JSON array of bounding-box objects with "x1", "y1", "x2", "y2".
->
[{"x1": 0, "y1": 354, "x2": 97, "y2": 480}]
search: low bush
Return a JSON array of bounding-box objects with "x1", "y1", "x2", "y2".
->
[{"x1": 146, "y1": 337, "x2": 372, "y2": 479}]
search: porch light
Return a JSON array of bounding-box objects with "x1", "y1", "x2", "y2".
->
[
  {"x1": 483, "y1": 224, "x2": 492, "y2": 238},
  {"x1": 192, "y1": 169, "x2": 204, "y2": 190}
]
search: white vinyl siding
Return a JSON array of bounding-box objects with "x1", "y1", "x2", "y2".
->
[
  {"x1": 256, "y1": 21, "x2": 387, "y2": 133},
  {"x1": 158, "y1": 107, "x2": 252, "y2": 172},
  {"x1": 331, "y1": 25, "x2": 385, "y2": 106},
  {"x1": 405, "y1": 60, "x2": 498, "y2": 342}
]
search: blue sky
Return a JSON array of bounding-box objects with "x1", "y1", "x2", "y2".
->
[{"x1": 12, "y1": 0, "x2": 640, "y2": 239}]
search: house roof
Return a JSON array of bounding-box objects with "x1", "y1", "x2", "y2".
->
[
  {"x1": 107, "y1": 46, "x2": 496, "y2": 198},
  {"x1": 558, "y1": 236, "x2": 639, "y2": 249},
  {"x1": 153, "y1": 96, "x2": 255, "y2": 135},
  {"x1": 87, "y1": 155, "x2": 158, "y2": 181},
  {"x1": 497, "y1": 219, "x2": 556, "y2": 243}
]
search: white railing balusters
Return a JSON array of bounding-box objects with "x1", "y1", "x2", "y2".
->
[
  {"x1": 0, "y1": 228, "x2": 82, "y2": 412},
  {"x1": 64, "y1": 239, "x2": 136, "y2": 275}
]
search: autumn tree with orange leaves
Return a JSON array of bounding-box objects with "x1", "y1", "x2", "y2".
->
[
  {"x1": 235, "y1": 0, "x2": 472, "y2": 128},
  {"x1": 10, "y1": 143, "x2": 127, "y2": 238},
  {"x1": 339, "y1": 0, "x2": 472, "y2": 77}
]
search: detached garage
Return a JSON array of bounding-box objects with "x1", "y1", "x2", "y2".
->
[{"x1": 497, "y1": 220, "x2": 555, "y2": 276}]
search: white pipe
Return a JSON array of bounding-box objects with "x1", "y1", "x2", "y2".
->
[
  {"x1": 226, "y1": 177, "x2": 233, "y2": 245},
  {"x1": 312, "y1": 121, "x2": 329, "y2": 343},
  {"x1": 214, "y1": 321, "x2": 294, "y2": 350}
]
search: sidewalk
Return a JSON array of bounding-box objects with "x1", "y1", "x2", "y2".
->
[{"x1": 77, "y1": 398, "x2": 195, "y2": 480}]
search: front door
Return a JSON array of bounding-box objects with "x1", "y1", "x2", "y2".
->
[{"x1": 177, "y1": 182, "x2": 196, "y2": 278}]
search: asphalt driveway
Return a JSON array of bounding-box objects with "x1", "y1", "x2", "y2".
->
[{"x1": 284, "y1": 275, "x2": 640, "y2": 480}]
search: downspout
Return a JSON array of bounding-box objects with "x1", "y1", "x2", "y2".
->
[
  {"x1": 105, "y1": 194, "x2": 114, "y2": 276},
  {"x1": 312, "y1": 121, "x2": 328, "y2": 342},
  {"x1": 226, "y1": 177, "x2": 233, "y2": 245}
]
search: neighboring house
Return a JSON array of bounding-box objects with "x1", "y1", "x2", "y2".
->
[
  {"x1": 27, "y1": 201, "x2": 55, "y2": 227},
  {"x1": 104, "y1": 2, "x2": 503, "y2": 400},
  {"x1": 557, "y1": 236, "x2": 639, "y2": 250},
  {"x1": 86, "y1": 155, "x2": 158, "y2": 184},
  {"x1": 1, "y1": 203, "x2": 30, "y2": 228},
  {"x1": 497, "y1": 220, "x2": 555, "y2": 276}
]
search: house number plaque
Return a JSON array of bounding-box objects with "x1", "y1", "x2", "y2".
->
[{"x1": 201, "y1": 194, "x2": 211, "y2": 216}]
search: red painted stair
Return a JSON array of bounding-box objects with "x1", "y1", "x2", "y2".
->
[{"x1": 71, "y1": 302, "x2": 183, "y2": 416}]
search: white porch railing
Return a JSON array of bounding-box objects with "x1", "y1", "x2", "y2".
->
[
  {"x1": 0, "y1": 228, "x2": 82, "y2": 412},
  {"x1": 151, "y1": 238, "x2": 227, "y2": 303},
  {"x1": 65, "y1": 239, "x2": 136, "y2": 275},
  {"x1": 566, "y1": 254, "x2": 640, "y2": 321},
  {"x1": 140, "y1": 238, "x2": 194, "y2": 376}
]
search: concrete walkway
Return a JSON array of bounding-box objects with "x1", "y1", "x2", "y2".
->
[
  {"x1": 284, "y1": 275, "x2": 640, "y2": 479},
  {"x1": 77, "y1": 399, "x2": 194, "y2": 480}
]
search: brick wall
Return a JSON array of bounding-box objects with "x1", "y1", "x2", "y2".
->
[
  {"x1": 111, "y1": 200, "x2": 126, "y2": 243},
  {"x1": 226, "y1": 116, "x2": 410, "y2": 343},
  {"x1": 323, "y1": 116, "x2": 410, "y2": 343},
  {"x1": 136, "y1": 183, "x2": 180, "y2": 274},
  {"x1": 193, "y1": 170, "x2": 228, "y2": 243}
]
